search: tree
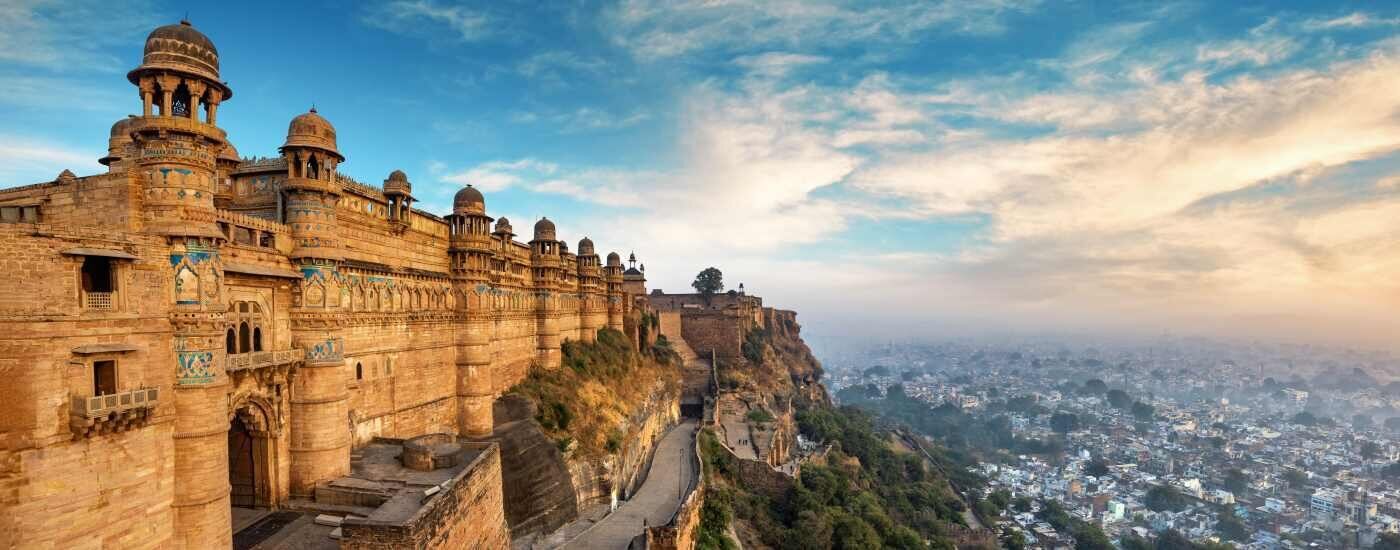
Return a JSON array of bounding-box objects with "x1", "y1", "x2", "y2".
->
[
  {"x1": 1223, "y1": 468, "x2": 1249, "y2": 496},
  {"x1": 1354, "y1": 413, "x2": 1373, "y2": 431},
  {"x1": 1107, "y1": 389, "x2": 1132, "y2": 409},
  {"x1": 1216, "y1": 509, "x2": 1248, "y2": 542},
  {"x1": 1051, "y1": 412, "x2": 1080, "y2": 435},
  {"x1": 691, "y1": 267, "x2": 724, "y2": 302},
  {"x1": 1086, "y1": 458, "x2": 1110, "y2": 478},
  {"x1": 1292, "y1": 411, "x2": 1317, "y2": 426},
  {"x1": 1375, "y1": 532, "x2": 1400, "y2": 550},
  {"x1": 1362, "y1": 440, "x2": 1382, "y2": 460},
  {"x1": 1082, "y1": 379, "x2": 1108, "y2": 395},
  {"x1": 1282, "y1": 469, "x2": 1308, "y2": 488},
  {"x1": 1131, "y1": 401, "x2": 1155, "y2": 422},
  {"x1": 1145, "y1": 485, "x2": 1190, "y2": 512}
]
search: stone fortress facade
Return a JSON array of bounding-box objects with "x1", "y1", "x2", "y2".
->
[{"x1": 0, "y1": 20, "x2": 648, "y2": 549}]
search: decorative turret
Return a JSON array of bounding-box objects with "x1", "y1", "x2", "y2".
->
[
  {"x1": 126, "y1": 20, "x2": 230, "y2": 239},
  {"x1": 99, "y1": 116, "x2": 137, "y2": 170},
  {"x1": 279, "y1": 108, "x2": 343, "y2": 263},
  {"x1": 530, "y1": 217, "x2": 563, "y2": 364},
  {"x1": 605, "y1": 251, "x2": 625, "y2": 331},
  {"x1": 126, "y1": 21, "x2": 240, "y2": 550},
  {"x1": 623, "y1": 251, "x2": 647, "y2": 297},
  {"x1": 383, "y1": 170, "x2": 414, "y2": 230},
  {"x1": 575, "y1": 237, "x2": 604, "y2": 341},
  {"x1": 445, "y1": 184, "x2": 493, "y2": 282}
]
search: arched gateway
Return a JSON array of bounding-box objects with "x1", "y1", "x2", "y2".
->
[{"x1": 228, "y1": 394, "x2": 281, "y2": 510}]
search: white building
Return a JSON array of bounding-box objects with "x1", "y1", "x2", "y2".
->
[{"x1": 1312, "y1": 488, "x2": 1344, "y2": 519}]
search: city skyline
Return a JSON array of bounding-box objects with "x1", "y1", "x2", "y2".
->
[{"x1": 2, "y1": 0, "x2": 1397, "y2": 352}]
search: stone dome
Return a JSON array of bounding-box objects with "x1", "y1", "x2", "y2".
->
[
  {"x1": 127, "y1": 20, "x2": 230, "y2": 98},
  {"x1": 578, "y1": 237, "x2": 595, "y2": 256},
  {"x1": 533, "y1": 217, "x2": 556, "y2": 241},
  {"x1": 100, "y1": 117, "x2": 137, "y2": 166},
  {"x1": 453, "y1": 185, "x2": 485, "y2": 215},
  {"x1": 217, "y1": 142, "x2": 240, "y2": 164},
  {"x1": 281, "y1": 107, "x2": 342, "y2": 159},
  {"x1": 606, "y1": 252, "x2": 622, "y2": 267},
  {"x1": 494, "y1": 216, "x2": 513, "y2": 235},
  {"x1": 384, "y1": 169, "x2": 411, "y2": 195}
]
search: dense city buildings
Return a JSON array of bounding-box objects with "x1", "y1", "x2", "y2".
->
[{"x1": 827, "y1": 338, "x2": 1400, "y2": 549}]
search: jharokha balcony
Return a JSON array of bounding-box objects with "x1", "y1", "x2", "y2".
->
[
  {"x1": 225, "y1": 348, "x2": 304, "y2": 373},
  {"x1": 224, "y1": 348, "x2": 303, "y2": 387},
  {"x1": 69, "y1": 387, "x2": 159, "y2": 439}
]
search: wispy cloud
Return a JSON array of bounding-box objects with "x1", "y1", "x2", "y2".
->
[
  {"x1": 0, "y1": 135, "x2": 101, "y2": 185},
  {"x1": 0, "y1": 0, "x2": 156, "y2": 72},
  {"x1": 605, "y1": 0, "x2": 1039, "y2": 60},
  {"x1": 1303, "y1": 12, "x2": 1400, "y2": 31},
  {"x1": 512, "y1": 106, "x2": 650, "y2": 133},
  {"x1": 361, "y1": 1, "x2": 492, "y2": 41}
]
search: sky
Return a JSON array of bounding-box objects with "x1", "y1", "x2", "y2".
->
[{"x1": 2, "y1": 0, "x2": 1398, "y2": 353}]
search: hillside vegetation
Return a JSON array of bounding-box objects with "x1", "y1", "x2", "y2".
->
[
  {"x1": 509, "y1": 328, "x2": 681, "y2": 457},
  {"x1": 701, "y1": 406, "x2": 978, "y2": 550}
]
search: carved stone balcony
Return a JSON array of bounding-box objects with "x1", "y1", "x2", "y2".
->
[
  {"x1": 226, "y1": 348, "x2": 303, "y2": 372},
  {"x1": 69, "y1": 388, "x2": 159, "y2": 439},
  {"x1": 226, "y1": 348, "x2": 303, "y2": 386}
]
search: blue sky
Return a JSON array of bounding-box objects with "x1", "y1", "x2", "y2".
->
[{"x1": 3, "y1": 1, "x2": 1399, "y2": 351}]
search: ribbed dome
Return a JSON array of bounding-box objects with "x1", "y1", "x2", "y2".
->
[
  {"x1": 494, "y1": 216, "x2": 513, "y2": 235},
  {"x1": 606, "y1": 252, "x2": 622, "y2": 267},
  {"x1": 453, "y1": 185, "x2": 485, "y2": 215},
  {"x1": 578, "y1": 237, "x2": 595, "y2": 256},
  {"x1": 281, "y1": 107, "x2": 341, "y2": 159},
  {"x1": 533, "y1": 217, "x2": 556, "y2": 241},
  {"x1": 127, "y1": 20, "x2": 230, "y2": 98},
  {"x1": 388, "y1": 170, "x2": 408, "y2": 182}
]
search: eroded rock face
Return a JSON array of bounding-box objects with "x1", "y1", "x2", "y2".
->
[
  {"x1": 570, "y1": 381, "x2": 680, "y2": 508},
  {"x1": 484, "y1": 395, "x2": 580, "y2": 538},
  {"x1": 487, "y1": 380, "x2": 683, "y2": 541}
]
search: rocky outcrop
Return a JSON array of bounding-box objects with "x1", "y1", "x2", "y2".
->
[
  {"x1": 568, "y1": 378, "x2": 680, "y2": 508},
  {"x1": 483, "y1": 395, "x2": 579, "y2": 538}
]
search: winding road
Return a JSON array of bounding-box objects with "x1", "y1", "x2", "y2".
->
[{"x1": 562, "y1": 418, "x2": 698, "y2": 549}]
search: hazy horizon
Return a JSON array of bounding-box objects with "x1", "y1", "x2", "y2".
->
[{"x1": 2, "y1": 1, "x2": 1396, "y2": 353}]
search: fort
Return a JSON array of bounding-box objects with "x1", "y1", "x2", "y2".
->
[{"x1": 0, "y1": 20, "x2": 654, "y2": 549}]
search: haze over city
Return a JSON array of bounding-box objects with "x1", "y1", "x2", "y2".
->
[{"x1": 2, "y1": 0, "x2": 1397, "y2": 352}]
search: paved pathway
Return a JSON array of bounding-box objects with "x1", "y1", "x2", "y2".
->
[{"x1": 562, "y1": 418, "x2": 698, "y2": 549}]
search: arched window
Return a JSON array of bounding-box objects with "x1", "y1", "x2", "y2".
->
[
  {"x1": 307, "y1": 155, "x2": 320, "y2": 180},
  {"x1": 172, "y1": 83, "x2": 191, "y2": 118},
  {"x1": 253, "y1": 327, "x2": 263, "y2": 352},
  {"x1": 226, "y1": 328, "x2": 236, "y2": 354},
  {"x1": 239, "y1": 322, "x2": 251, "y2": 353},
  {"x1": 355, "y1": 362, "x2": 363, "y2": 380}
]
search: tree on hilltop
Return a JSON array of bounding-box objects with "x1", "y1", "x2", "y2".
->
[
  {"x1": 692, "y1": 267, "x2": 724, "y2": 304},
  {"x1": 1107, "y1": 389, "x2": 1132, "y2": 409}
]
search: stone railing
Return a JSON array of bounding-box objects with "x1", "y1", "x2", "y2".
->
[
  {"x1": 70, "y1": 388, "x2": 159, "y2": 439},
  {"x1": 83, "y1": 291, "x2": 115, "y2": 311},
  {"x1": 71, "y1": 388, "x2": 159, "y2": 419},
  {"x1": 226, "y1": 348, "x2": 303, "y2": 373}
]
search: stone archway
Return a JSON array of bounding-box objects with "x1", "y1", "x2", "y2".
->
[{"x1": 228, "y1": 395, "x2": 280, "y2": 509}]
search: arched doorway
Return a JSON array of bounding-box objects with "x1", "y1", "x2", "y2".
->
[
  {"x1": 228, "y1": 415, "x2": 257, "y2": 508},
  {"x1": 227, "y1": 398, "x2": 280, "y2": 511}
]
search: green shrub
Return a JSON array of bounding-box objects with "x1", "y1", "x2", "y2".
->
[
  {"x1": 742, "y1": 328, "x2": 769, "y2": 364},
  {"x1": 746, "y1": 408, "x2": 775, "y2": 424}
]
